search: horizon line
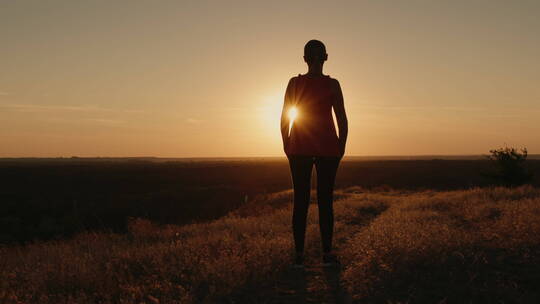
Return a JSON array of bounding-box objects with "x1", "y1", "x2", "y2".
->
[{"x1": 2, "y1": 153, "x2": 539, "y2": 160}]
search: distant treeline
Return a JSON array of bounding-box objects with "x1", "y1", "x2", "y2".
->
[{"x1": 1, "y1": 159, "x2": 539, "y2": 244}]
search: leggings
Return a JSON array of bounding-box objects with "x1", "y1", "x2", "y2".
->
[{"x1": 287, "y1": 155, "x2": 341, "y2": 254}]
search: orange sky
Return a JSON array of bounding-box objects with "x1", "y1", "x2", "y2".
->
[{"x1": 1, "y1": 1, "x2": 539, "y2": 157}]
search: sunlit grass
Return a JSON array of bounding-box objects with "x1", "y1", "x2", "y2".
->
[
  {"x1": 1, "y1": 186, "x2": 540, "y2": 303},
  {"x1": 340, "y1": 186, "x2": 540, "y2": 302}
]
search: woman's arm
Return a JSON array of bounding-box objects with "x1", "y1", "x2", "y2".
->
[
  {"x1": 332, "y1": 79, "x2": 348, "y2": 157},
  {"x1": 280, "y1": 77, "x2": 295, "y2": 154}
]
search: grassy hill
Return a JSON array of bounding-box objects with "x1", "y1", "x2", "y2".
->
[
  {"x1": 2, "y1": 159, "x2": 539, "y2": 244},
  {"x1": 1, "y1": 186, "x2": 540, "y2": 303}
]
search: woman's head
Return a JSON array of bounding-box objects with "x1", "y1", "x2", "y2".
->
[{"x1": 303, "y1": 40, "x2": 327, "y2": 65}]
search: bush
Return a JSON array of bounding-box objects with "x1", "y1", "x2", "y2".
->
[{"x1": 485, "y1": 146, "x2": 533, "y2": 186}]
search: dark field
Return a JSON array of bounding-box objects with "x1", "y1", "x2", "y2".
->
[{"x1": 1, "y1": 157, "x2": 539, "y2": 244}]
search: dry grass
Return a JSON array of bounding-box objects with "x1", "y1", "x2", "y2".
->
[
  {"x1": 0, "y1": 211, "x2": 289, "y2": 303},
  {"x1": 1, "y1": 186, "x2": 540, "y2": 303},
  {"x1": 0, "y1": 190, "x2": 351, "y2": 303},
  {"x1": 341, "y1": 186, "x2": 540, "y2": 303}
]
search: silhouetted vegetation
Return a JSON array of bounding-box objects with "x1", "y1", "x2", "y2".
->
[{"x1": 485, "y1": 146, "x2": 534, "y2": 187}]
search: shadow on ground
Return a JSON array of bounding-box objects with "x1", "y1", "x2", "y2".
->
[{"x1": 230, "y1": 194, "x2": 387, "y2": 304}]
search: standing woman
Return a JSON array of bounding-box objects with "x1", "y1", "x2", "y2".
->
[{"x1": 281, "y1": 40, "x2": 348, "y2": 267}]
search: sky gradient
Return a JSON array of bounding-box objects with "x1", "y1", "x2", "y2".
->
[{"x1": 1, "y1": 0, "x2": 539, "y2": 157}]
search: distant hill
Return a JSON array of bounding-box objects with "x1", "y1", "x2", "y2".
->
[{"x1": 2, "y1": 154, "x2": 540, "y2": 163}]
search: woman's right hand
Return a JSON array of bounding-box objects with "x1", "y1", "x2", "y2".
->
[{"x1": 283, "y1": 139, "x2": 290, "y2": 156}]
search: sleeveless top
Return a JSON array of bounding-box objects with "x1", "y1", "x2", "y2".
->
[{"x1": 287, "y1": 74, "x2": 341, "y2": 156}]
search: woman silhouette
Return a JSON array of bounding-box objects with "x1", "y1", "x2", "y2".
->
[{"x1": 281, "y1": 40, "x2": 348, "y2": 267}]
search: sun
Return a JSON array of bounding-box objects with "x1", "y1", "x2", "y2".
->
[
  {"x1": 256, "y1": 92, "x2": 300, "y2": 144},
  {"x1": 288, "y1": 106, "x2": 298, "y2": 122},
  {"x1": 287, "y1": 106, "x2": 298, "y2": 136}
]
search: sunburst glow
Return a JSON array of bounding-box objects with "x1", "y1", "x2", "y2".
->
[
  {"x1": 288, "y1": 106, "x2": 298, "y2": 122},
  {"x1": 288, "y1": 106, "x2": 298, "y2": 136}
]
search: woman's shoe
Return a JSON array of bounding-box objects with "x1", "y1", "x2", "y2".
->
[
  {"x1": 292, "y1": 254, "x2": 305, "y2": 269},
  {"x1": 322, "y1": 252, "x2": 340, "y2": 267}
]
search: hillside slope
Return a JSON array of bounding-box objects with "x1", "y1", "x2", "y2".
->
[{"x1": 1, "y1": 186, "x2": 540, "y2": 303}]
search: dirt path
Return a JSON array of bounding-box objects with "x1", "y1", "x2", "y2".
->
[{"x1": 252, "y1": 195, "x2": 388, "y2": 304}]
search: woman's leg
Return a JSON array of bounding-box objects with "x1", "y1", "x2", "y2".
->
[
  {"x1": 314, "y1": 156, "x2": 341, "y2": 253},
  {"x1": 288, "y1": 155, "x2": 314, "y2": 254}
]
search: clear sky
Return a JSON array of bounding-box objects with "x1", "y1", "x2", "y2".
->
[{"x1": 1, "y1": 0, "x2": 539, "y2": 157}]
